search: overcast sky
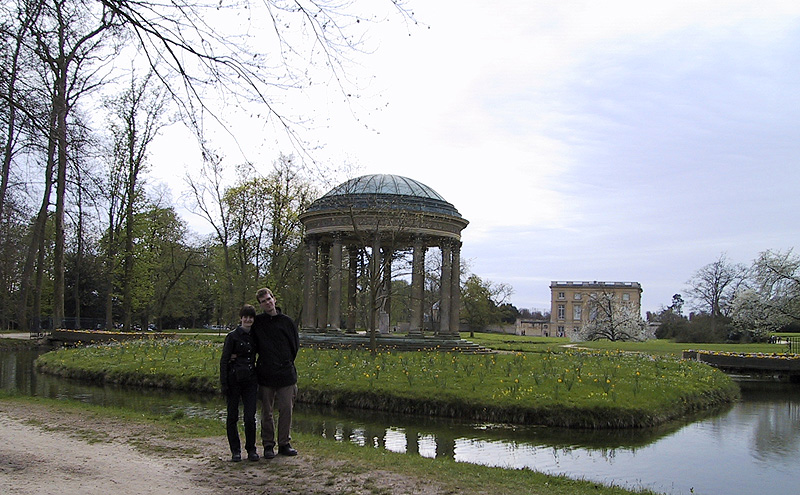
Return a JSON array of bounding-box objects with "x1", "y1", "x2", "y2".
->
[{"x1": 151, "y1": 0, "x2": 800, "y2": 314}]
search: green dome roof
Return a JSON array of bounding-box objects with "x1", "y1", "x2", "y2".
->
[{"x1": 307, "y1": 174, "x2": 462, "y2": 218}]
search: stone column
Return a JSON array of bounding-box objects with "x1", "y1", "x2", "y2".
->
[
  {"x1": 409, "y1": 236, "x2": 425, "y2": 335},
  {"x1": 327, "y1": 235, "x2": 343, "y2": 332},
  {"x1": 370, "y1": 234, "x2": 381, "y2": 333},
  {"x1": 317, "y1": 242, "x2": 330, "y2": 331},
  {"x1": 302, "y1": 237, "x2": 318, "y2": 331},
  {"x1": 382, "y1": 247, "x2": 392, "y2": 331},
  {"x1": 346, "y1": 246, "x2": 358, "y2": 333},
  {"x1": 449, "y1": 241, "x2": 462, "y2": 336},
  {"x1": 438, "y1": 241, "x2": 452, "y2": 336}
]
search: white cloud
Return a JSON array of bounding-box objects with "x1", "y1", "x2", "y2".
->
[{"x1": 147, "y1": 0, "x2": 800, "y2": 314}]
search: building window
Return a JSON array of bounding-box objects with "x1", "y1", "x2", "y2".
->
[
  {"x1": 573, "y1": 305, "x2": 582, "y2": 321},
  {"x1": 557, "y1": 292, "x2": 565, "y2": 300},
  {"x1": 574, "y1": 293, "x2": 582, "y2": 300},
  {"x1": 557, "y1": 325, "x2": 565, "y2": 337},
  {"x1": 557, "y1": 304, "x2": 565, "y2": 320},
  {"x1": 622, "y1": 293, "x2": 630, "y2": 301}
]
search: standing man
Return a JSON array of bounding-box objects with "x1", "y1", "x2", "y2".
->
[{"x1": 252, "y1": 287, "x2": 299, "y2": 458}]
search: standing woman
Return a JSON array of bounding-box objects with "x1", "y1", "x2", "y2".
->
[{"x1": 220, "y1": 304, "x2": 260, "y2": 462}]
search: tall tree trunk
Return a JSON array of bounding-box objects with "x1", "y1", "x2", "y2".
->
[
  {"x1": 122, "y1": 195, "x2": 134, "y2": 331},
  {"x1": 17, "y1": 109, "x2": 57, "y2": 332},
  {"x1": 122, "y1": 123, "x2": 141, "y2": 331},
  {"x1": 52, "y1": 67, "x2": 68, "y2": 330},
  {"x1": 104, "y1": 206, "x2": 118, "y2": 330},
  {"x1": 73, "y1": 181, "x2": 84, "y2": 329}
]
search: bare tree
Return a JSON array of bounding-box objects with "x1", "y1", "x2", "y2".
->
[
  {"x1": 3, "y1": 0, "x2": 413, "y2": 330},
  {"x1": 96, "y1": 0, "x2": 414, "y2": 160},
  {"x1": 0, "y1": 0, "x2": 38, "y2": 227},
  {"x1": 185, "y1": 149, "x2": 238, "y2": 324},
  {"x1": 29, "y1": 0, "x2": 119, "y2": 329},
  {"x1": 686, "y1": 253, "x2": 747, "y2": 317}
]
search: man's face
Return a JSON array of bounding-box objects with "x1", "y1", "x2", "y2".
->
[{"x1": 258, "y1": 292, "x2": 276, "y2": 314}]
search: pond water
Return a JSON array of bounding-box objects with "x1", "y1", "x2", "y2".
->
[{"x1": 2, "y1": 348, "x2": 799, "y2": 495}]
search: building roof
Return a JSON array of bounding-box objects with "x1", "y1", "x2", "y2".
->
[
  {"x1": 305, "y1": 174, "x2": 462, "y2": 218},
  {"x1": 550, "y1": 281, "x2": 642, "y2": 289}
]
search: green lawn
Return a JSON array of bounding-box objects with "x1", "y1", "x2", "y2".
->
[
  {"x1": 36, "y1": 336, "x2": 739, "y2": 428},
  {"x1": 463, "y1": 331, "x2": 792, "y2": 357}
]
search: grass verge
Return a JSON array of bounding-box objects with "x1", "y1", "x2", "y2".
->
[{"x1": 462, "y1": 332, "x2": 791, "y2": 357}]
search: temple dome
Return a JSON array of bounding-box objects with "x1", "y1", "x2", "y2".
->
[{"x1": 306, "y1": 174, "x2": 462, "y2": 218}]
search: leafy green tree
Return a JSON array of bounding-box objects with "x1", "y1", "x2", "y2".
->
[
  {"x1": 389, "y1": 278, "x2": 411, "y2": 326},
  {"x1": 669, "y1": 293, "x2": 684, "y2": 316},
  {"x1": 136, "y1": 205, "x2": 197, "y2": 330},
  {"x1": 519, "y1": 308, "x2": 550, "y2": 320},
  {"x1": 460, "y1": 274, "x2": 513, "y2": 333},
  {"x1": 461, "y1": 275, "x2": 493, "y2": 332},
  {"x1": 497, "y1": 303, "x2": 519, "y2": 324},
  {"x1": 224, "y1": 177, "x2": 264, "y2": 307},
  {"x1": 106, "y1": 70, "x2": 169, "y2": 330},
  {"x1": 0, "y1": 198, "x2": 30, "y2": 328},
  {"x1": 188, "y1": 154, "x2": 313, "y2": 324},
  {"x1": 253, "y1": 155, "x2": 314, "y2": 317}
]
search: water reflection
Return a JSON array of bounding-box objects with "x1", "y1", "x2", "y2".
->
[
  {"x1": 1, "y1": 348, "x2": 224, "y2": 420},
  {"x1": 291, "y1": 385, "x2": 800, "y2": 495},
  {"x1": 2, "y1": 347, "x2": 799, "y2": 495},
  {"x1": 292, "y1": 404, "x2": 692, "y2": 458}
]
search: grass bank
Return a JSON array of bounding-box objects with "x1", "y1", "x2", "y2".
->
[
  {"x1": 0, "y1": 393, "x2": 660, "y2": 495},
  {"x1": 36, "y1": 338, "x2": 738, "y2": 428},
  {"x1": 0, "y1": 337, "x2": 40, "y2": 350},
  {"x1": 463, "y1": 332, "x2": 790, "y2": 357}
]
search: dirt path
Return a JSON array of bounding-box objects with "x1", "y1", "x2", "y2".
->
[{"x1": 0, "y1": 401, "x2": 449, "y2": 495}]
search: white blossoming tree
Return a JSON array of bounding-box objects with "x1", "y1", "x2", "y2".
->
[
  {"x1": 731, "y1": 249, "x2": 800, "y2": 339},
  {"x1": 577, "y1": 290, "x2": 650, "y2": 342}
]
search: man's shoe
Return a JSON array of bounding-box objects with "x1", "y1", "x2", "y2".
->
[
  {"x1": 247, "y1": 450, "x2": 260, "y2": 462},
  {"x1": 231, "y1": 453, "x2": 242, "y2": 462},
  {"x1": 278, "y1": 444, "x2": 298, "y2": 456},
  {"x1": 263, "y1": 447, "x2": 276, "y2": 459}
]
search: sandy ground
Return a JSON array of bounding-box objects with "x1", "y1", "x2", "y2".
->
[{"x1": 0, "y1": 400, "x2": 449, "y2": 495}]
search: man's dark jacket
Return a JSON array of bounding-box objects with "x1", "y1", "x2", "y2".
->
[{"x1": 252, "y1": 308, "x2": 299, "y2": 388}]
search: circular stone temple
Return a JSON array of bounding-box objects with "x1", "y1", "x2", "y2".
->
[{"x1": 298, "y1": 174, "x2": 469, "y2": 337}]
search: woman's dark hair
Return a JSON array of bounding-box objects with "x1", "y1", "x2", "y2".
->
[{"x1": 240, "y1": 304, "x2": 256, "y2": 318}]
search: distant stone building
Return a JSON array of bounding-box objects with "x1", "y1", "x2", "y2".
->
[
  {"x1": 514, "y1": 318, "x2": 551, "y2": 337},
  {"x1": 549, "y1": 281, "x2": 642, "y2": 338}
]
